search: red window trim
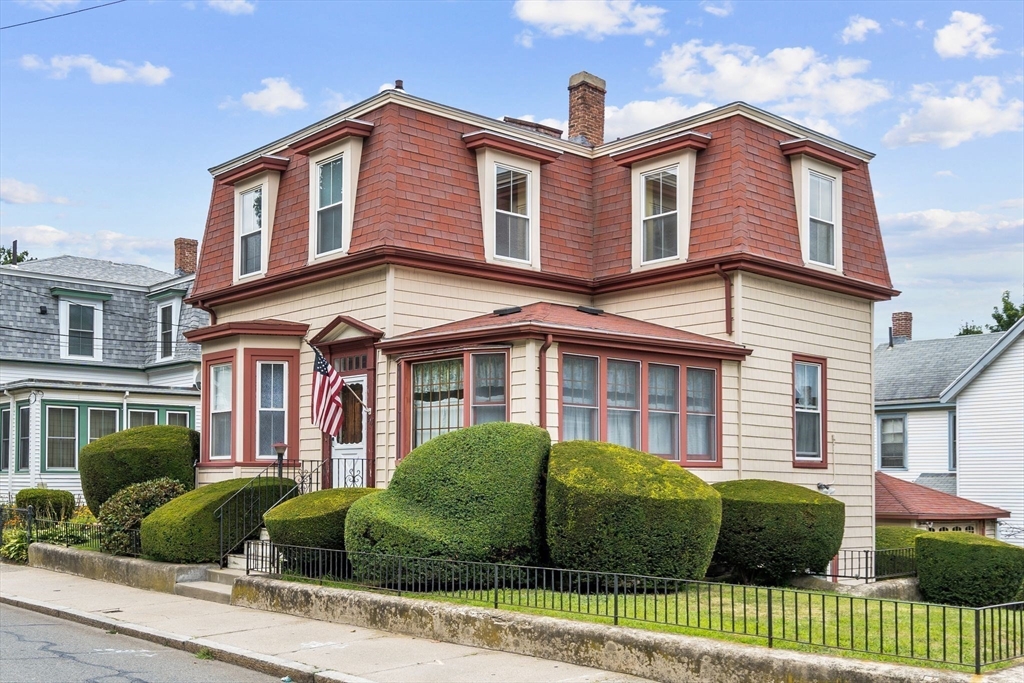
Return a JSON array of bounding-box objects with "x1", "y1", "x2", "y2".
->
[
  {"x1": 558, "y1": 345, "x2": 723, "y2": 468},
  {"x1": 792, "y1": 353, "x2": 829, "y2": 469},
  {"x1": 243, "y1": 348, "x2": 300, "y2": 465},
  {"x1": 201, "y1": 350, "x2": 236, "y2": 464},
  {"x1": 398, "y1": 346, "x2": 511, "y2": 459}
]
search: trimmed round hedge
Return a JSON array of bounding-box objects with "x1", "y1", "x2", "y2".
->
[
  {"x1": 98, "y1": 478, "x2": 186, "y2": 556},
  {"x1": 15, "y1": 488, "x2": 75, "y2": 520},
  {"x1": 141, "y1": 477, "x2": 295, "y2": 563},
  {"x1": 345, "y1": 423, "x2": 550, "y2": 567},
  {"x1": 265, "y1": 488, "x2": 377, "y2": 549},
  {"x1": 916, "y1": 532, "x2": 1024, "y2": 607},
  {"x1": 546, "y1": 441, "x2": 721, "y2": 580},
  {"x1": 80, "y1": 426, "x2": 197, "y2": 516},
  {"x1": 712, "y1": 479, "x2": 845, "y2": 585},
  {"x1": 876, "y1": 525, "x2": 927, "y2": 551}
]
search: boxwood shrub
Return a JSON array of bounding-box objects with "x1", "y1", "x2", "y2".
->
[
  {"x1": 15, "y1": 488, "x2": 75, "y2": 520},
  {"x1": 80, "y1": 426, "x2": 197, "y2": 516},
  {"x1": 916, "y1": 532, "x2": 1024, "y2": 607},
  {"x1": 264, "y1": 488, "x2": 377, "y2": 549},
  {"x1": 546, "y1": 441, "x2": 721, "y2": 580},
  {"x1": 712, "y1": 479, "x2": 845, "y2": 585},
  {"x1": 98, "y1": 477, "x2": 186, "y2": 556},
  {"x1": 345, "y1": 423, "x2": 550, "y2": 570},
  {"x1": 141, "y1": 477, "x2": 295, "y2": 563},
  {"x1": 876, "y1": 525, "x2": 927, "y2": 550}
]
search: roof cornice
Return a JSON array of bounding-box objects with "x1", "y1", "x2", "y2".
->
[
  {"x1": 183, "y1": 319, "x2": 309, "y2": 343},
  {"x1": 609, "y1": 131, "x2": 711, "y2": 167},
  {"x1": 463, "y1": 130, "x2": 563, "y2": 164}
]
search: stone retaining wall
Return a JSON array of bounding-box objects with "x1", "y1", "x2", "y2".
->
[{"x1": 27, "y1": 543, "x2": 213, "y2": 594}]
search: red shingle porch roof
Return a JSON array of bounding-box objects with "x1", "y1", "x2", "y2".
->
[
  {"x1": 376, "y1": 302, "x2": 751, "y2": 360},
  {"x1": 875, "y1": 471, "x2": 1010, "y2": 521}
]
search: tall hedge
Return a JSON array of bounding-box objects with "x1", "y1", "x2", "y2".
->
[
  {"x1": 15, "y1": 488, "x2": 75, "y2": 520},
  {"x1": 345, "y1": 423, "x2": 550, "y2": 567},
  {"x1": 141, "y1": 477, "x2": 294, "y2": 563},
  {"x1": 546, "y1": 441, "x2": 722, "y2": 580},
  {"x1": 265, "y1": 488, "x2": 376, "y2": 549},
  {"x1": 79, "y1": 426, "x2": 197, "y2": 515},
  {"x1": 876, "y1": 525, "x2": 927, "y2": 551},
  {"x1": 712, "y1": 479, "x2": 845, "y2": 585},
  {"x1": 916, "y1": 532, "x2": 1024, "y2": 607},
  {"x1": 98, "y1": 478, "x2": 186, "y2": 556}
]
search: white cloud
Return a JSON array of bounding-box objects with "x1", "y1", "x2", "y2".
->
[
  {"x1": 513, "y1": 0, "x2": 667, "y2": 40},
  {"x1": 914, "y1": 19, "x2": 925, "y2": 30},
  {"x1": 700, "y1": 1, "x2": 732, "y2": 18},
  {"x1": 19, "y1": 54, "x2": 171, "y2": 85},
  {"x1": 514, "y1": 114, "x2": 568, "y2": 136},
  {"x1": 654, "y1": 40, "x2": 890, "y2": 129},
  {"x1": 16, "y1": 0, "x2": 80, "y2": 11},
  {"x1": 934, "y1": 170, "x2": 956, "y2": 178},
  {"x1": 934, "y1": 11, "x2": 1003, "y2": 59},
  {"x1": 515, "y1": 30, "x2": 535, "y2": 48},
  {"x1": 882, "y1": 77, "x2": 1023, "y2": 148},
  {"x1": 841, "y1": 15, "x2": 881, "y2": 44},
  {"x1": 378, "y1": 82, "x2": 396, "y2": 93},
  {"x1": 206, "y1": 0, "x2": 255, "y2": 15},
  {"x1": 604, "y1": 97, "x2": 716, "y2": 140},
  {"x1": 1, "y1": 225, "x2": 170, "y2": 266},
  {"x1": 322, "y1": 89, "x2": 355, "y2": 112},
  {"x1": 0, "y1": 178, "x2": 69, "y2": 205},
  {"x1": 228, "y1": 77, "x2": 306, "y2": 114}
]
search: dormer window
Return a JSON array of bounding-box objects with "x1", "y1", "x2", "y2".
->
[
  {"x1": 495, "y1": 165, "x2": 531, "y2": 262},
  {"x1": 159, "y1": 304, "x2": 174, "y2": 359},
  {"x1": 642, "y1": 167, "x2": 678, "y2": 263},
  {"x1": 239, "y1": 186, "x2": 263, "y2": 276},
  {"x1": 52, "y1": 288, "x2": 108, "y2": 362},
  {"x1": 809, "y1": 171, "x2": 835, "y2": 267},
  {"x1": 316, "y1": 155, "x2": 345, "y2": 255},
  {"x1": 216, "y1": 154, "x2": 286, "y2": 283}
]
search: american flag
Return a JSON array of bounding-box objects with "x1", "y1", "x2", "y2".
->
[{"x1": 311, "y1": 348, "x2": 345, "y2": 437}]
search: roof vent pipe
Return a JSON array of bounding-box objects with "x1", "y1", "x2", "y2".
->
[{"x1": 394, "y1": 79, "x2": 404, "y2": 91}]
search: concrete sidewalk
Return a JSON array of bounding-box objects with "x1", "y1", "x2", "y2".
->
[{"x1": 0, "y1": 563, "x2": 649, "y2": 683}]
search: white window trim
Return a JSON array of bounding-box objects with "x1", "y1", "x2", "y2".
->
[
  {"x1": 307, "y1": 137, "x2": 363, "y2": 264},
  {"x1": 233, "y1": 171, "x2": 280, "y2": 283},
  {"x1": 155, "y1": 298, "x2": 181, "y2": 361},
  {"x1": 167, "y1": 411, "x2": 191, "y2": 428},
  {"x1": 58, "y1": 297, "x2": 103, "y2": 361},
  {"x1": 256, "y1": 361, "x2": 287, "y2": 460},
  {"x1": 475, "y1": 148, "x2": 542, "y2": 271},
  {"x1": 790, "y1": 155, "x2": 844, "y2": 274},
  {"x1": 209, "y1": 362, "x2": 233, "y2": 460},
  {"x1": 87, "y1": 407, "x2": 120, "y2": 443},
  {"x1": 630, "y1": 150, "x2": 697, "y2": 272},
  {"x1": 46, "y1": 405, "x2": 78, "y2": 471},
  {"x1": 128, "y1": 409, "x2": 158, "y2": 429}
]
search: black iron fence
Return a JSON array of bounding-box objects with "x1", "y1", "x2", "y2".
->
[
  {"x1": 827, "y1": 547, "x2": 917, "y2": 582},
  {"x1": 32, "y1": 516, "x2": 142, "y2": 556},
  {"x1": 245, "y1": 540, "x2": 1023, "y2": 673}
]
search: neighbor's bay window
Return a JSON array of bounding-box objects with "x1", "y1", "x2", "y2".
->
[
  {"x1": 410, "y1": 351, "x2": 508, "y2": 449},
  {"x1": 257, "y1": 361, "x2": 286, "y2": 458},
  {"x1": 239, "y1": 186, "x2": 263, "y2": 276},
  {"x1": 316, "y1": 155, "x2": 344, "y2": 255},
  {"x1": 46, "y1": 406, "x2": 77, "y2": 470},
  {"x1": 642, "y1": 167, "x2": 678, "y2": 263},
  {"x1": 210, "y1": 363, "x2": 233, "y2": 459},
  {"x1": 495, "y1": 165, "x2": 530, "y2": 262}
]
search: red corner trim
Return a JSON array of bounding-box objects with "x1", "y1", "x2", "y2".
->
[
  {"x1": 184, "y1": 319, "x2": 310, "y2": 343},
  {"x1": 214, "y1": 155, "x2": 289, "y2": 186},
  {"x1": 609, "y1": 131, "x2": 711, "y2": 167},
  {"x1": 780, "y1": 139, "x2": 860, "y2": 172},
  {"x1": 463, "y1": 131, "x2": 562, "y2": 164},
  {"x1": 291, "y1": 119, "x2": 374, "y2": 156}
]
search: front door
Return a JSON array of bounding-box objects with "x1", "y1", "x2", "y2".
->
[{"x1": 330, "y1": 371, "x2": 369, "y2": 488}]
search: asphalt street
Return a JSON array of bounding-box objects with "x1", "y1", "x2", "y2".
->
[{"x1": 0, "y1": 604, "x2": 278, "y2": 683}]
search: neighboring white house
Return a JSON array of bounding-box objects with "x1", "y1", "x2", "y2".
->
[
  {"x1": 0, "y1": 240, "x2": 208, "y2": 502},
  {"x1": 940, "y1": 317, "x2": 1024, "y2": 547}
]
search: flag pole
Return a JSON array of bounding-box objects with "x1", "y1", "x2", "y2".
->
[{"x1": 304, "y1": 338, "x2": 370, "y2": 414}]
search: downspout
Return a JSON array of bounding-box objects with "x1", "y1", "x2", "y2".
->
[
  {"x1": 194, "y1": 299, "x2": 216, "y2": 326},
  {"x1": 122, "y1": 391, "x2": 130, "y2": 432},
  {"x1": 714, "y1": 264, "x2": 733, "y2": 336},
  {"x1": 538, "y1": 334, "x2": 554, "y2": 431}
]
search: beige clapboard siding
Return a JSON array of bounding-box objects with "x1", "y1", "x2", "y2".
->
[
  {"x1": 955, "y1": 336, "x2": 1024, "y2": 546},
  {"x1": 879, "y1": 409, "x2": 952, "y2": 482},
  {"x1": 595, "y1": 276, "x2": 726, "y2": 337}
]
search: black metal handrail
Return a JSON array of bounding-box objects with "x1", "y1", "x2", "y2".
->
[
  {"x1": 826, "y1": 547, "x2": 917, "y2": 582},
  {"x1": 245, "y1": 540, "x2": 1023, "y2": 673}
]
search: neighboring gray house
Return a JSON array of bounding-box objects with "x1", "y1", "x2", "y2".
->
[
  {"x1": 1, "y1": 239, "x2": 208, "y2": 501},
  {"x1": 874, "y1": 311, "x2": 1020, "y2": 542}
]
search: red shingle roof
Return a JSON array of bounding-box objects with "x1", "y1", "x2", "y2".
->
[{"x1": 875, "y1": 471, "x2": 1010, "y2": 521}]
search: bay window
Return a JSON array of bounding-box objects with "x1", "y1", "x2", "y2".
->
[
  {"x1": 210, "y1": 363, "x2": 232, "y2": 459},
  {"x1": 562, "y1": 355, "x2": 598, "y2": 441},
  {"x1": 257, "y1": 361, "x2": 286, "y2": 458},
  {"x1": 607, "y1": 360, "x2": 640, "y2": 449},
  {"x1": 686, "y1": 368, "x2": 716, "y2": 460},
  {"x1": 648, "y1": 364, "x2": 680, "y2": 458}
]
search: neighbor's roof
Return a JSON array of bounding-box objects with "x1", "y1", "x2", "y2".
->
[
  {"x1": 941, "y1": 317, "x2": 1024, "y2": 403},
  {"x1": 3, "y1": 255, "x2": 175, "y2": 287},
  {"x1": 913, "y1": 473, "x2": 957, "y2": 497},
  {"x1": 874, "y1": 333, "x2": 1004, "y2": 404},
  {"x1": 875, "y1": 471, "x2": 1010, "y2": 521}
]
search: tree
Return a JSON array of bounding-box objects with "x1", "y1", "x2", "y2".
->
[
  {"x1": 957, "y1": 322, "x2": 983, "y2": 336},
  {"x1": 0, "y1": 247, "x2": 34, "y2": 265},
  {"x1": 988, "y1": 290, "x2": 1023, "y2": 332}
]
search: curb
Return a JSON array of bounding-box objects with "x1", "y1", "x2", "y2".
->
[{"x1": 0, "y1": 593, "x2": 374, "y2": 683}]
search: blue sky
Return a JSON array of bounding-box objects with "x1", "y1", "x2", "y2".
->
[{"x1": 1, "y1": 0, "x2": 1021, "y2": 342}]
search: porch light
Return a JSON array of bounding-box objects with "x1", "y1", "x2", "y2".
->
[{"x1": 273, "y1": 442, "x2": 287, "y2": 480}]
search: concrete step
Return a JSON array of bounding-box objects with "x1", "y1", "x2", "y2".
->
[
  {"x1": 173, "y1": 580, "x2": 233, "y2": 605},
  {"x1": 206, "y1": 568, "x2": 245, "y2": 587},
  {"x1": 225, "y1": 553, "x2": 247, "y2": 571},
  {"x1": 259, "y1": 527, "x2": 270, "y2": 541}
]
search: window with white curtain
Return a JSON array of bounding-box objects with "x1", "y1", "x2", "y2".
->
[
  {"x1": 210, "y1": 363, "x2": 232, "y2": 458},
  {"x1": 472, "y1": 353, "x2": 506, "y2": 425},
  {"x1": 648, "y1": 364, "x2": 680, "y2": 459},
  {"x1": 686, "y1": 368, "x2": 716, "y2": 461},
  {"x1": 607, "y1": 360, "x2": 640, "y2": 449},
  {"x1": 412, "y1": 358, "x2": 464, "y2": 447},
  {"x1": 257, "y1": 362, "x2": 286, "y2": 457},
  {"x1": 562, "y1": 355, "x2": 599, "y2": 441}
]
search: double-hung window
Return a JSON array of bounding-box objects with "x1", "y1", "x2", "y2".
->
[
  {"x1": 18, "y1": 406, "x2": 30, "y2": 470},
  {"x1": 210, "y1": 363, "x2": 233, "y2": 459},
  {"x1": 46, "y1": 406, "x2": 77, "y2": 470},
  {"x1": 88, "y1": 408, "x2": 118, "y2": 443},
  {"x1": 642, "y1": 168, "x2": 678, "y2": 263},
  {"x1": 495, "y1": 165, "x2": 530, "y2": 262},
  {"x1": 239, "y1": 186, "x2": 263, "y2": 276},
  {"x1": 808, "y1": 171, "x2": 835, "y2": 266},
  {"x1": 794, "y1": 360, "x2": 825, "y2": 463},
  {"x1": 0, "y1": 409, "x2": 9, "y2": 470},
  {"x1": 409, "y1": 352, "x2": 507, "y2": 449},
  {"x1": 880, "y1": 415, "x2": 906, "y2": 469},
  {"x1": 948, "y1": 412, "x2": 957, "y2": 471},
  {"x1": 257, "y1": 362, "x2": 286, "y2": 458},
  {"x1": 316, "y1": 156, "x2": 344, "y2": 255},
  {"x1": 158, "y1": 304, "x2": 174, "y2": 359},
  {"x1": 68, "y1": 304, "x2": 95, "y2": 357},
  {"x1": 648, "y1": 364, "x2": 680, "y2": 458},
  {"x1": 686, "y1": 368, "x2": 717, "y2": 460},
  {"x1": 607, "y1": 360, "x2": 640, "y2": 449},
  {"x1": 562, "y1": 355, "x2": 599, "y2": 441}
]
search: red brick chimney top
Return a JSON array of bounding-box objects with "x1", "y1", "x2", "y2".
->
[
  {"x1": 568, "y1": 71, "x2": 606, "y2": 147},
  {"x1": 892, "y1": 312, "x2": 912, "y2": 341},
  {"x1": 174, "y1": 238, "x2": 198, "y2": 276}
]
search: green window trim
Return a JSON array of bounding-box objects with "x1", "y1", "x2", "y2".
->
[
  {"x1": 146, "y1": 289, "x2": 187, "y2": 302},
  {"x1": 13, "y1": 400, "x2": 31, "y2": 473},
  {"x1": 49, "y1": 287, "x2": 112, "y2": 301}
]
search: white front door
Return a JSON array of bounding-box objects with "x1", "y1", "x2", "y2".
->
[{"x1": 330, "y1": 372, "x2": 368, "y2": 488}]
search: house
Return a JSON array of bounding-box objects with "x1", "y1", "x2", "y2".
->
[
  {"x1": 874, "y1": 312, "x2": 1022, "y2": 545},
  {"x1": 0, "y1": 239, "x2": 208, "y2": 501},
  {"x1": 875, "y1": 471, "x2": 1009, "y2": 538},
  {"x1": 184, "y1": 72, "x2": 896, "y2": 553}
]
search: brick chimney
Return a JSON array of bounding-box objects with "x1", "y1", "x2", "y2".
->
[
  {"x1": 892, "y1": 312, "x2": 912, "y2": 342},
  {"x1": 568, "y1": 71, "x2": 605, "y2": 147},
  {"x1": 174, "y1": 238, "x2": 198, "y2": 275}
]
